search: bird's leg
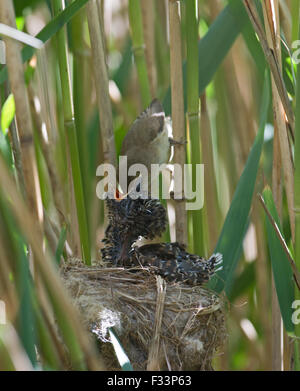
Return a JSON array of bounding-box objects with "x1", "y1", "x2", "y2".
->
[{"x1": 169, "y1": 137, "x2": 187, "y2": 146}]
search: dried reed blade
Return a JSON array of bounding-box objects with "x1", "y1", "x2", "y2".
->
[
  {"x1": 262, "y1": 0, "x2": 295, "y2": 238},
  {"x1": 28, "y1": 84, "x2": 66, "y2": 226},
  {"x1": 147, "y1": 275, "x2": 166, "y2": 370},
  {"x1": 243, "y1": 0, "x2": 295, "y2": 132}
]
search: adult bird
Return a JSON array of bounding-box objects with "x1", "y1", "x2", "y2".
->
[{"x1": 119, "y1": 99, "x2": 172, "y2": 196}]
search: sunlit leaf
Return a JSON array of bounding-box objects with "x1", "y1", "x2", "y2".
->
[
  {"x1": 1, "y1": 94, "x2": 15, "y2": 135},
  {"x1": 108, "y1": 328, "x2": 133, "y2": 371}
]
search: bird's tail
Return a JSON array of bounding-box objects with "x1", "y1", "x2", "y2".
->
[{"x1": 208, "y1": 252, "x2": 223, "y2": 273}]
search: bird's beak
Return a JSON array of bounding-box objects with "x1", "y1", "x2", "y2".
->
[
  {"x1": 115, "y1": 188, "x2": 123, "y2": 200},
  {"x1": 115, "y1": 186, "x2": 138, "y2": 201}
]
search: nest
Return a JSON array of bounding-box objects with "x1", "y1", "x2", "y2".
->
[{"x1": 62, "y1": 259, "x2": 226, "y2": 371}]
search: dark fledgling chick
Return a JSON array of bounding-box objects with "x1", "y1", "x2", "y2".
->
[
  {"x1": 101, "y1": 196, "x2": 222, "y2": 286},
  {"x1": 119, "y1": 99, "x2": 170, "y2": 193},
  {"x1": 130, "y1": 242, "x2": 223, "y2": 286},
  {"x1": 101, "y1": 196, "x2": 167, "y2": 266}
]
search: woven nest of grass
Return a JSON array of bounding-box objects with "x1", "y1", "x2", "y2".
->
[{"x1": 61, "y1": 259, "x2": 226, "y2": 371}]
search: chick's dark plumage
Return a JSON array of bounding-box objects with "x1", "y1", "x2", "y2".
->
[
  {"x1": 102, "y1": 196, "x2": 167, "y2": 265},
  {"x1": 101, "y1": 196, "x2": 222, "y2": 286},
  {"x1": 130, "y1": 243, "x2": 222, "y2": 285}
]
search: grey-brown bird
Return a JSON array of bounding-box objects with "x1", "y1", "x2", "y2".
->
[{"x1": 119, "y1": 99, "x2": 171, "y2": 194}]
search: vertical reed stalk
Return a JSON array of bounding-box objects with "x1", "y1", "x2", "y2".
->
[
  {"x1": 155, "y1": 0, "x2": 167, "y2": 39},
  {"x1": 0, "y1": 0, "x2": 43, "y2": 223},
  {"x1": 28, "y1": 84, "x2": 65, "y2": 226},
  {"x1": 262, "y1": 0, "x2": 289, "y2": 370},
  {"x1": 292, "y1": 0, "x2": 300, "y2": 41},
  {"x1": 279, "y1": 0, "x2": 291, "y2": 45},
  {"x1": 223, "y1": 45, "x2": 256, "y2": 167},
  {"x1": 86, "y1": 0, "x2": 116, "y2": 167},
  {"x1": 200, "y1": 94, "x2": 220, "y2": 252},
  {"x1": 8, "y1": 117, "x2": 26, "y2": 195},
  {"x1": 245, "y1": 0, "x2": 295, "y2": 241},
  {"x1": 3, "y1": 81, "x2": 26, "y2": 196},
  {"x1": 214, "y1": 71, "x2": 238, "y2": 201},
  {"x1": 140, "y1": 0, "x2": 156, "y2": 98},
  {"x1": 244, "y1": 0, "x2": 294, "y2": 130},
  {"x1": 168, "y1": 0, "x2": 187, "y2": 246},
  {"x1": 71, "y1": 9, "x2": 90, "y2": 212},
  {"x1": 210, "y1": 0, "x2": 238, "y2": 201},
  {"x1": 154, "y1": 0, "x2": 169, "y2": 92},
  {"x1": 185, "y1": 0, "x2": 204, "y2": 254},
  {"x1": 52, "y1": 0, "x2": 91, "y2": 265},
  {"x1": 128, "y1": 0, "x2": 151, "y2": 107}
]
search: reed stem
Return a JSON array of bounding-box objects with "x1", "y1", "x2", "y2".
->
[
  {"x1": 52, "y1": 0, "x2": 91, "y2": 265},
  {"x1": 86, "y1": 0, "x2": 116, "y2": 167},
  {"x1": 262, "y1": 0, "x2": 292, "y2": 370},
  {"x1": 0, "y1": 0, "x2": 43, "y2": 223},
  {"x1": 128, "y1": 0, "x2": 152, "y2": 107},
  {"x1": 185, "y1": 0, "x2": 205, "y2": 254},
  {"x1": 168, "y1": 0, "x2": 187, "y2": 246},
  {"x1": 141, "y1": 0, "x2": 156, "y2": 98}
]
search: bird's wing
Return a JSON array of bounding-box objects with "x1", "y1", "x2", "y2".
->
[{"x1": 121, "y1": 99, "x2": 165, "y2": 154}]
